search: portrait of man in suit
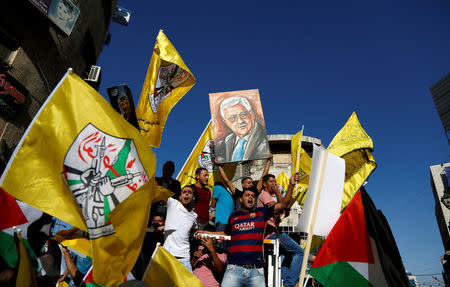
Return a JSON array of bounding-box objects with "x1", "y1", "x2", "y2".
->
[{"x1": 210, "y1": 90, "x2": 270, "y2": 163}]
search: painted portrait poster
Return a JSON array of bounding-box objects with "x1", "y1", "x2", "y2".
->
[{"x1": 209, "y1": 89, "x2": 270, "y2": 164}]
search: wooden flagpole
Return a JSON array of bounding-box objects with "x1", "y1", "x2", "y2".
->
[
  {"x1": 142, "y1": 242, "x2": 161, "y2": 280},
  {"x1": 298, "y1": 148, "x2": 328, "y2": 286}
]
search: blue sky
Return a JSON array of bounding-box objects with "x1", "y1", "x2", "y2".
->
[{"x1": 96, "y1": 1, "x2": 450, "y2": 284}]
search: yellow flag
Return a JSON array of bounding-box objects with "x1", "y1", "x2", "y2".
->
[
  {"x1": 276, "y1": 172, "x2": 290, "y2": 191},
  {"x1": 327, "y1": 112, "x2": 376, "y2": 209},
  {"x1": 0, "y1": 70, "x2": 170, "y2": 286},
  {"x1": 136, "y1": 30, "x2": 196, "y2": 147},
  {"x1": 16, "y1": 231, "x2": 35, "y2": 287},
  {"x1": 290, "y1": 147, "x2": 312, "y2": 207},
  {"x1": 176, "y1": 120, "x2": 236, "y2": 190},
  {"x1": 143, "y1": 245, "x2": 203, "y2": 287},
  {"x1": 290, "y1": 129, "x2": 303, "y2": 173},
  {"x1": 53, "y1": 228, "x2": 91, "y2": 257}
]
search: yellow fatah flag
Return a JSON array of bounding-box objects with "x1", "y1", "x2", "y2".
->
[
  {"x1": 276, "y1": 172, "x2": 290, "y2": 191},
  {"x1": 290, "y1": 129, "x2": 303, "y2": 173},
  {"x1": 16, "y1": 231, "x2": 35, "y2": 287},
  {"x1": 136, "y1": 30, "x2": 196, "y2": 147},
  {"x1": 176, "y1": 120, "x2": 236, "y2": 190},
  {"x1": 143, "y1": 245, "x2": 203, "y2": 287},
  {"x1": 327, "y1": 112, "x2": 376, "y2": 210},
  {"x1": 53, "y1": 228, "x2": 91, "y2": 257},
  {"x1": 0, "y1": 70, "x2": 171, "y2": 286},
  {"x1": 289, "y1": 146, "x2": 312, "y2": 207}
]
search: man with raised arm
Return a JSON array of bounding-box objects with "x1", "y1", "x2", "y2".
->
[
  {"x1": 257, "y1": 174, "x2": 316, "y2": 287},
  {"x1": 198, "y1": 172, "x2": 298, "y2": 287},
  {"x1": 193, "y1": 167, "x2": 214, "y2": 229},
  {"x1": 214, "y1": 153, "x2": 272, "y2": 211},
  {"x1": 164, "y1": 185, "x2": 198, "y2": 273}
]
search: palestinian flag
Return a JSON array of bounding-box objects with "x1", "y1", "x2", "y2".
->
[
  {"x1": 309, "y1": 188, "x2": 409, "y2": 286},
  {"x1": 0, "y1": 188, "x2": 41, "y2": 267}
]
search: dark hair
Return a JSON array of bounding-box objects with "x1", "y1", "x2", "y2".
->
[
  {"x1": 181, "y1": 185, "x2": 194, "y2": 192},
  {"x1": 180, "y1": 184, "x2": 199, "y2": 206},
  {"x1": 162, "y1": 161, "x2": 175, "y2": 176},
  {"x1": 195, "y1": 167, "x2": 207, "y2": 176},
  {"x1": 214, "y1": 181, "x2": 224, "y2": 187},
  {"x1": 241, "y1": 187, "x2": 256, "y2": 198},
  {"x1": 262, "y1": 174, "x2": 275, "y2": 183},
  {"x1": 152, "y1": 212, "x2": 165, "y2": 220},
  {"x1": 241, "y1": 176, "x2": 252, "y2": 184}
]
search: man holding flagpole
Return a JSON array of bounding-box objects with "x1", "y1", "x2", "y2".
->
[
  {"x1": 257, "y1": 174, "x2": 315, "y2": 287},
  {"x1": 198, "y1": 173, "x2": 299, "y2": 287}
]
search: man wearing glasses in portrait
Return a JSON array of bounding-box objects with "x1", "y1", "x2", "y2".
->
[{"x1": 215, "y1": 96, "x2": 270, "y2": 163}]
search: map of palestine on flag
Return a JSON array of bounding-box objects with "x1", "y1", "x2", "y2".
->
[
  {"x1": 309, "y1": 188, "x2": 410, "y2": 287},
  {"x1": 136, "y1": 30, "x2": 196, "y2": 147},
  {"x1": 0, "y1": 70, "x2": 171, "y2": 286}
]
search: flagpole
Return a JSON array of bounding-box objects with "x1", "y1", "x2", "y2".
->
[
  {"x1": 294, "y1": 125, "x2": 304, "y2": 174},
  {"x1": 175, "y1": 119, "x2": 212, "y2": 180},
  {"x1": 298, "y1": 149, "x2": 328, "y2": 286},
  {"x1": 0, "y1": 68, "x2": 72, "y2": 185},
  {"x1": 142, "y1": 242, "x2": 161, "y2": 280},
  {"x1": 292, "y1": 125, "x2": 304, "y2": 207}
]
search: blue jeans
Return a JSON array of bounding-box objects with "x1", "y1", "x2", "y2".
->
[
  {"x1": 177, "y1": 258, "x2": 193, "y2": 274},
  {"x1": 269, "y1": 233, "x2": 310, "y2": 287},
  {"x1": 221, "y1": 264, "x2": 265, "y2": 287}
]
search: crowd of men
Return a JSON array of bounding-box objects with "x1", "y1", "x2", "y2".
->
[
  {"x1": 0, "y1": 156, "x2": 315, "y2": 287},
  {"x1": 138, "y1": 157, "x2": 315, "y2": 287}
]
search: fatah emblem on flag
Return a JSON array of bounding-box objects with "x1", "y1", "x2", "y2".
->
[
  {"x1": 136, "y1": 30, "x2": 196, "y2": 147},
  {"x1": 62, "y1": 123, "x2": 149, "y2": 239},
  {"x1": 149, "y1": 62, "x2": 190, "y2": 114},
  {"x1": 197, "y1": 139, "x2": 215, "y2": 173}
]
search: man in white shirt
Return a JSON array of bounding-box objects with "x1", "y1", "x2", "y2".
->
[{"x1": 163, "y1": 185, "x2": 198, "y2": 273}]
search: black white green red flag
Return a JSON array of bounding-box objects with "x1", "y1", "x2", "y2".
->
[
  {"x1": 0, "y1": 188, "x2": 41, "y2": 268},
  {"x1": 309, "y1": 188, "x2": 409, "y2": 286}
]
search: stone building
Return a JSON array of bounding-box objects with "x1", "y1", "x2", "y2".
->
[{"x1": 0, "y1": 0, "x2": 117, "y2": 172}]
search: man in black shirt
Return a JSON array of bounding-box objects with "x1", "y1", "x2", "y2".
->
[{"x1": 215, "y1": 154, "x2": 272, "y2": 210}]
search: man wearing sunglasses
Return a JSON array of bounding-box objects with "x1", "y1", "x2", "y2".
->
[{"x1": 215, "y1": 96, "x2": 270, "y2": 163}]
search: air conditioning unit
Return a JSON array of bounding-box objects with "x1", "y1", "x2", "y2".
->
[{"x1": 86, "y1": 65, "x2": 101, "y2": 82}]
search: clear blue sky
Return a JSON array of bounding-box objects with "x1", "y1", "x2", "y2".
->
[{"x1": 96, "y1": 1, "x2": 450, "y2": 284}]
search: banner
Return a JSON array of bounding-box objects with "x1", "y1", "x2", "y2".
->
[
  {"x1": 298, "y1": 145, "x2": 345, "y2": 237},
  {"x1": 107, "y1": 84, "x2": 139, "y2": 128},
  {"x1": 136, "y1": 30, "x2": 196, "y2": 147},
  {"x1": 209, "y1": 89, "x2": 270, "y2": 163}
]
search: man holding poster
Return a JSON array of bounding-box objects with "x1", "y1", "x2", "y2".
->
[{"x1": 209, "y1": 90, "x2": 270, "y2": 163}]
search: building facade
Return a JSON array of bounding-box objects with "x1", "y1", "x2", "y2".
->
[
  {"x1": 430, "y1": 163, "x2": 450, "y2": 286},
  {"x1": 430, "y1": 73, "x2": 450, "y2": 143},
  {"x1": 0, "y1": 0, "x2": 117, "y2": 172}
]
